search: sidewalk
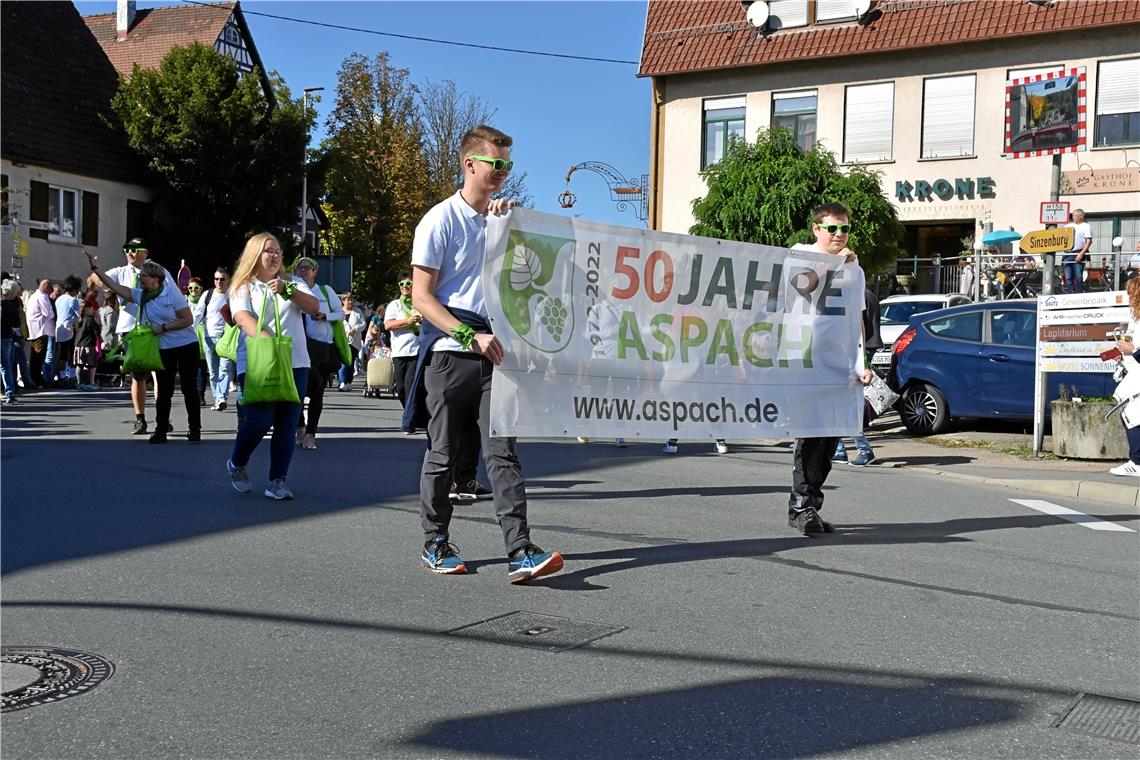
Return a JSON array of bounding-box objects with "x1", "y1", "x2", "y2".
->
[{"x1": 863, "y1": 413, "x2": 1140, "y2": 508}]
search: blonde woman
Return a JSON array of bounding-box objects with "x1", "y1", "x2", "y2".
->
[{"x1": 225, "y1": 233, "x2": 319, "y2": 499}]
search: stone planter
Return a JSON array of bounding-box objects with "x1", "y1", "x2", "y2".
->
[{"x1": 1050, "y1": 401, "x2": 1129, "y2": 460}]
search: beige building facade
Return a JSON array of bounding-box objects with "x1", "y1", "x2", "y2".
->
[{"x1": 642, "y1": 1, "x2": 1140, "y2": 285}]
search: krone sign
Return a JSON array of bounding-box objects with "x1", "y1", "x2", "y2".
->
[{"x1": 1020, "y1": 227, "x2": 1074, "y2": 255}]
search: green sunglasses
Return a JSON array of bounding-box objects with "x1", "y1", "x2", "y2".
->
[
  {"x1": 469, "y1": 155, "x2": 514, "y2": 173},
  {"x1": 816, "y1": 223, "x2": 851, "y2": 234}
]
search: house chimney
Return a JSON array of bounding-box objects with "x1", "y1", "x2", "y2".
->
[{"x1": 116, "y1": 0, "x2": 136, "y2": 42}]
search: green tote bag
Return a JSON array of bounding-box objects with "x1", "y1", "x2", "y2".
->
[
  {"x1": 321, "y1": 285, "x2": 352, "y2": 366},
  {"x1": 122, "y1": 301, "x2": 164, "y2": 373},
  {"x1": 242, "y1": 289, "x2": 300, "y2": 405},
  {"x1": 214, "y1": 323, "x2": 240, "y2": 361}
]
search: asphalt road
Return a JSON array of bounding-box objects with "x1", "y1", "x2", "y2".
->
[{"x1": 2, "y1": 387, "x2": 1138, "y2": 759}]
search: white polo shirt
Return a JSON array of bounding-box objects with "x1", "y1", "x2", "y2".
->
[
  {"x1": 104, "y1": 263, "x2": 179, "y2": 334},
  {"x1": 411, "y1": 191, "x2": 489, "y2": 352},
  {"x1": 1066, "y1": 221, "x2": 1092, "y2": 254}
]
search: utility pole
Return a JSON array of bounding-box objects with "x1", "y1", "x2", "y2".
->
[{"x1": 300, "y1": 87, "x2": 324, "y2": 257}]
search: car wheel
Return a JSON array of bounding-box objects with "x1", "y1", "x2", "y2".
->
[{"x1": 901, "y1": 382, "x2": 949, "y2": 435}]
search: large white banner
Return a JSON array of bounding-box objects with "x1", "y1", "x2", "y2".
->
[{"x1": 484, "y1": 210, "x2": 864, "y2": 441}]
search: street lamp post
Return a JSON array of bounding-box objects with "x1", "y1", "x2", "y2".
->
[
  {"x1": 558, "y1": 161, "x2": 649, "y2": 226},
  {"x1": 300, "y1": 87, "x2": 324, "y2": 257}
]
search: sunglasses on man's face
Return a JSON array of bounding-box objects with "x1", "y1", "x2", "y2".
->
[
  {"x1": 398, "y1": 280, "x2": 413, "y2": 287},
  {"x1": 469, "y1": 155, "x2": 514, "y2": 173},
  {"x1": 817, "y1": 223, "x2": 851, "y2": 234}
]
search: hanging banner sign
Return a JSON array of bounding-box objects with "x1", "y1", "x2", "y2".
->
[{"x1": 483, "y1": 210, "x2": 864, "y2": 441}]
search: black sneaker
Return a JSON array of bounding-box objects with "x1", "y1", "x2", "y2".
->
[
  {"x1": 132, "y1": 419, "x2": 148, "y2": 435},
  {"x1": 788, "y1": 507, "x2": 834, "y2": 536},
  {"x1": 186, "y1": 430, "x2": 201, "y2": 443},
  {"x1": 457, "y1": 479, "x2": 493, "y2": 501},
  {"x1": 148, "y1": 431, "x2": 168, "y2": 444},
  {"x1": 167, "y1": 422, "x2": 174, "y2": 433}
]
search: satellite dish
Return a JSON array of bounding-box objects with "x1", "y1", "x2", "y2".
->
[
  {"x1": 746, "y1": 1, "x2": 769, "y2": 28},
  {"x1": 852, "y1": 0, "x2": 871, "y2": 16}
]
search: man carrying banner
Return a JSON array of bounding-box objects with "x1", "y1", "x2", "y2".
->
[
  {"x1": 787, "y1": 203, "x2": 874, "y2": 535},
  {"x1": 407, "y1": 124, "x2": 563, "y2": 584}
]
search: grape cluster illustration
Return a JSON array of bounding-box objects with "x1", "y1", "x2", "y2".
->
[{"x1": 538, "y1": 295, "x2": 568, "y2": 343}]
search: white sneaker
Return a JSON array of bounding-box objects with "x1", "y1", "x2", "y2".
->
[
  {"x1": 1109, "y1": 461, "x2": 1140, "y2": 477},
  {"x1": 577, "y1": 436, "x2": 589, "y2": 443},
  {"x1": 216, "y1": 399, "x2": 227, "y2": 411},
  {"x1": 662, "y1": 442, "x2": 678, "y2": 454},
  {"x1": 338, "y1": 382, "x2": 348, "y2": 391},
  {"x1": 715, "y1": 440, "x2": 729, "y2": 454},
  {"x1": 264, "y1": 479, "x2": 294, "y2": 500},
  {"x1": 614, "y1": 438, "x2": 626, "y2": 447}
]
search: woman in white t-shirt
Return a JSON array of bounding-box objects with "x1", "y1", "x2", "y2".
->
[
  {"x1": 224, "y1": 233, "x2": 320, "y2": 500},
  {"x1": 86, "y1": 254, "x2": 200, "y2": 444}
]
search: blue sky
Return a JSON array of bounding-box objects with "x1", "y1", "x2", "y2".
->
[{"x1": 75, "y1": 0, "x2": 654, "y2": 228}]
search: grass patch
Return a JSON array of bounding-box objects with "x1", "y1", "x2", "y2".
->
[{"x1": 928, "y1": 436, "x2": 1057, "y2": 461}]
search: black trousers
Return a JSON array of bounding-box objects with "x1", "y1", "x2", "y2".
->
[
  {"x1": 420, "y1": 350, "x2": 529, "y2": 553},
  {"x1": 788, "y1": 436, "x2": 838, "y2": 512},
  {"x1": 156, "y1": 341, "x2": 202, "y2": 433},
  {"x1": 300, "y1": 338, "x2": 332, "y2": 434},
  {"x1": 393, "y1": 355, "x2": 417, "y2": 408}
]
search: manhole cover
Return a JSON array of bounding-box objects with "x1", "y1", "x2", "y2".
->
[
  {"x1": 1, "y1": 647, "x2": 114, "y2": 712},
  {"x1": 447, "y1": 611, "x2": 625, "y2": 653},
  {"x1": 1053, "y1": 692, "x2": 1140, "y2": 745}
]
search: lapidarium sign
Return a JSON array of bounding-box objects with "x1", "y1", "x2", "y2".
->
[
  {"x1": 895, "y1": 177, "x2": 996, "y2": 202},
  {"x1": 484, "y1": 210, "x2": 864, "y2": 441}
]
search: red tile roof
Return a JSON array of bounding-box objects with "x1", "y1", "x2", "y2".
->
[
  {"x1": 1, "y1": 1, "x2": 144, "y2": 182},
  {"x1": 83, "y1": 2, "x2": 238, "y2": 79},
  {"x1": 639, "y1": 0, "x2": 1140, "y2": 78}
]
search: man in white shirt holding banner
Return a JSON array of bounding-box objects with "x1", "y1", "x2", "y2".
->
[{"x1": 484, "y1": 201, "x2": 868, "y2": 537}]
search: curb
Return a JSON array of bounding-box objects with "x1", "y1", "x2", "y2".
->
[{"x1": 912, "y1": 466, "x2": 1140, "y2": 508}]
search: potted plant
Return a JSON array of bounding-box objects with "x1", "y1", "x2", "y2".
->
[{"x1": 1050, "y1": 384, "x2": 1129, "y2": 459}]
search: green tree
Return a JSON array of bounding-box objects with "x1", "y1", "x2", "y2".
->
[
  {"x1": 689, "y1": 128, "x2": 903, "y2": 273},
  {"x1": 322, "y1": 52, "x2": 432, "y2": 302},
  {"x1": 111, "y1": 43, "x2": 309, "y2": 271}
]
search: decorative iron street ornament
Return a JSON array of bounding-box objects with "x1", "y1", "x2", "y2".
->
[{"x1": 559, "y1": 161, "x2": 648, "y2": 225}]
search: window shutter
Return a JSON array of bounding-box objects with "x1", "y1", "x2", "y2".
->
[
  {"x1": 769, "y1": 0, "x2": 808, "y2": 29},
  {"x1": 922, "y1": 75, "x2": 976, "y2": 158},
  {"x1": 29, "y1": 180, "x2": 48, "y2": 240},
  {"x1": 81, "y1": 191, "x2": 99, "y2": 246},
  {"x1": 816, "y1": 0, "x2": 853, "y2": 21},
  {"x1": 1098, "y1": 58, "x2": 1140, "y2": 115},
  {"x1": 844, "y1": 82, "x2": 894, "y2": 162}
]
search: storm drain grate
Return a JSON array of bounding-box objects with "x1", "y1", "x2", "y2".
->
[
  {"x1": 1053, "y1": 693, "x2": 1140, "y2": 745},
  {"x1": 446, "y1": 611, "x2": 625, "y2": 653},
  {"x1": 1, "y1": 647, "x2": 115, "y2": 712}
]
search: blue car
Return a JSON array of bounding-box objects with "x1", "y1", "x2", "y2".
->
[{"x1": 888, "y1": 300, "x2": 1113, "y2": 435}]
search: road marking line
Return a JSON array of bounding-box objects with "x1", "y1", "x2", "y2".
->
[{"x1": 1009, "y1": 499, "x2": 1134, "y2": 532}]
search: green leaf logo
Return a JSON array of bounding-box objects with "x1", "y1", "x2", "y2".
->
[{"x1": 498, "y1": 230, "x2": 576, "y2": 353}]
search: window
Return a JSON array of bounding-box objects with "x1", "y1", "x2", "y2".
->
[
  {"x1": 1095, "y1": 58, "x2": 1140, "y2": 147},
  {"x1": 772, "y1": 90, "x2": 817, "y2": 151},
  {"x1": 702, "y1": 97, "x2": 746, "y2": 169},
  {"x1": 28, "y1": 180, "x2": 98, "y2": 244},
  {"x1": 47, "y1": 186, "x2": 78, "y2": 241},
  {"x1": 925, "y1": 311, "x2": 981, "y2": 342},
  {"x1": 768, "y1": 0, "x2": 808, "y2": 30},
  {"x1": 921, "y1": 75, "x2": 976, "y2": 158},
  {"x1": 815, "y1": 0, "x2": 855, "y2": 22},
  {"x1": 990, "y1": 310, "x2": 1035, "y2": 348},
  {"x1": 1007, "y1": 65, "x2": 1065, "y2": 82},
  {"x1": 844, "y1": 82, "x2": 894, "y2": 163}
]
